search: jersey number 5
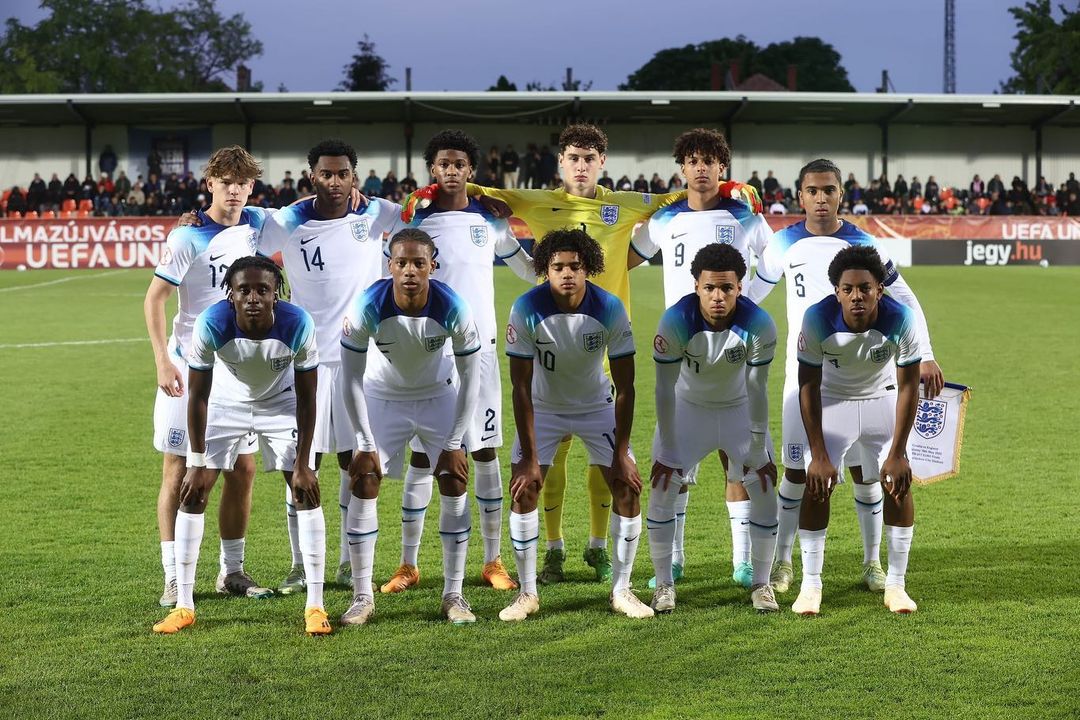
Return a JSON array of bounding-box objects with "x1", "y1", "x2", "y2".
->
[{"x1": 794, "y1": 272, "x2": 806, "y2": 298}]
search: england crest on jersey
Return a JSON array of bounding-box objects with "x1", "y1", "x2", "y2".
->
[
  {"x1": 870, "y1": 345, "x2": 890, "y2": 363},
  {"x1": 725, "y1": 345, "x2": 746, "y2": 364},
  {"x1": 583, "y1": 331, "x2": 604, "y2": 352},
  {"x1": 716, "y1": 225, "x2": 735, "y2": 244},
  {"x1": 246, "y1": 229, "x2": 259, "y2": 254},
  {"x1": 600, "y1": 205, "x2": 619, "y2": 226},
  {"x1": 470, "y1": 225, "x2": 489, "y2": 247},
  {"x1": 351, "y1": 220, "x2": 370, "y2": 242},
  {"x1": 914, "y1": 398, "x2": 946, "y2": 439},
  {"x1": 425, "y1": 335, "x2": 447, "y2": 352},
  {"x1": 271, "y1": 355, "x2": 292, "y2": 372},
  {"x1": 168, "y1": 428, "x2": 185, "y2": 448}
]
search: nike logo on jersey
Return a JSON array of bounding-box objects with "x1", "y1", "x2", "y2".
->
[
  {"x1": 671, "y1": 232, "x2": 689, "y2": 239},
  {"x1": 789, "y1": 262, "x2": 807, "y2": 268},
  {"x1": 300, "y1": 237, "x2": 317, "y2": 245},
  {"x1": 535, "y1": 339, "x2": 555, "y2": 345},
  {"x1": 209, "y1": 253, "x2": 225, "y2": 262},
  {"x1": 375, "y1": 340, "x2": 395, "y2": 347}
]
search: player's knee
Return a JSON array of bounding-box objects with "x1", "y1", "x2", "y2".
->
[
  {"x1": 352, "y1": 474, "x2": 381, "y2": 499},
  {"x1": 409, "y1": 451, "x2": 431, "y2": 469},
  {"x1": 471, "y1": 447, "x2": 496, "y2": 462},
  {"x1": 784, "y1": 468, "x2": 806, "y2": 484},
  {"x1": 436, "y1": 475, "x2": 466, "y2": 497}
]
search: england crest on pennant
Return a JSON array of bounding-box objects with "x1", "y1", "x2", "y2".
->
[
  {"x1": 914, "y1": 398, "x2": 947, "y2": 439},
  {"x1": 600, "y1": 205, "x2": 619, "y2": 226}
]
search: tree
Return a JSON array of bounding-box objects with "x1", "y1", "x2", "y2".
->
[
  {"x1": 339, "y1": 35, "x2": 396, "y2": 91},
  {"x1": 1001, "y1": 0, "x2": 1080, "y2": 94},
  {"x1": 0, "y1": 0, "x2": 262, "y2": 93},
  {"x1": 619, "y1": 35, "x2": 854, "y2": 92},
  {"x1": 487, "y1": 75, "x2": 518, "y2": 91}
]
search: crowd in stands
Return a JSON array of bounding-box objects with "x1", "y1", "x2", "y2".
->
[{"x1": 4, "y1": 145, "x2": 1080, "y2": 218}]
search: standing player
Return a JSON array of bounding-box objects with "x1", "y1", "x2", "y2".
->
[
  {"x1": 382, "y1": 130, "x2": 535, "y2": 594},
  {"x1": 144, "y1": 146, "x2": 271, "y2": 607},
  {"x1": 793, "y1": 245, "x2": 921, "y2": 615},
  {"x1": 457, "y1": 125, "x2": 757, "y2": 584},
  {"x1": 648, "y1": 244, "x2": 779, "y2": 614},
  {"x1": 258, "y1": 139, "x2": 402, "y2": 594},
  {"x1": 629, "y1": 128, "x2": 773, "y2": 590},
  {"x1": 747, "y1": 158, "x2": 942, "y2": 594},
  {"x1": 502, "y1": 229, "x2": 652, "y2": 621},
  {"x1": 152, "y1": 256, "x2": 329, "y2": 636},
  {"x1": 339, "y1": 230, "x2": 482, "y2": 626}
]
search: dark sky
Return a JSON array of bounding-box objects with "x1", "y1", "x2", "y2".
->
[{"x1": 7, "y1": 0, "x2": 1020, "y2": 94}]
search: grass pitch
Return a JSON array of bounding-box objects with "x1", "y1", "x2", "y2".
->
[{"x1": 0, "y1": 265, "x2": 1078, "y2": 719}]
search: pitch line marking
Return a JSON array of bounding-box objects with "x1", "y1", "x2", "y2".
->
[
  {"x1": 0, "y1": 269, "x2": 130, "y2": 293},
  {"x1": 0, "y1": 337, "x2": 147, "y2": 349}
]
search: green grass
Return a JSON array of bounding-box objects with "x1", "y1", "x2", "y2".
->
[{"x1": 1, "y1": 265, "x2": 1078, "y2": 719}]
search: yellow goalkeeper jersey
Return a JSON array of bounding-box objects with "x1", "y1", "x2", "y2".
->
[{"x1": 474, "y1": 184, "x2": 684, "y2": 312}]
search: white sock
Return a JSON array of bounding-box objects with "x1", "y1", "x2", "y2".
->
[
  {"x1": 439, "y1": 493, "x2": 470, "y2": 596},
  {"x1": 174, "y1": 511, "x2": 204, "y2": 610},
  {"x1": 474, "y1": 458, "x2": 503, "y2": 563},
  {"x1": 885, "y1": 524, "x2": 914, "y2": 588},
  {"x1": 161, "y1": 541, "x2": 176, "y2": 584},
  {"x1": 672, "y1": 490, "x2": 689, "y2": 566},
  {"x1": 776, "y1": 478, "x2": 805, "y2": 564},
  {"x1": 588, "y1": 536, "x2": 607, "y2": 549},
  {"x1": 610, "y1": 512, "x2": 642, "y2": 592},
  {"x1": 647, "y1": 481, "x2": 679, "y2": 586},
  {"x1": 401, "y1": 464, "x2": 433, "y2": 566},
  {"x1": 727, "y1": 499, "x2": 751, "y2": 567},
  {"x1": 747, "y1": 476, "x2": 779, "y2": 586},
  {"x1": 854, "y1": 482, "x2": 884, "y2": 565},
  {"x1": 798, "y1": 528, "x2": 827, "y2": 591},
  {"x1": 546, "y1": 538, "x2": 564, "y2": 551},
  {"x1": 285, "y1": 482, "x2": 302, "y2": 565},
  {"x1": 346, "y1": 496, "x2": 378, "y2": 599},
  {"x1": 338, "y1": 468, "x2": 351, "y2": 566},
  {"x1": 509, "y1": 510, "x2": 539, "y2": 595},
  {"x1": 219, "y1": 537, "x2": 245, "y2": 576},
  {"x1": 297, "y1": 508, "x2": 326, "y2": 609}
]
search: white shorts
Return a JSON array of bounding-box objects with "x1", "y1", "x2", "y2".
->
[
  {"x1": 313, "y1": 363, "x2": 355, "y2": 456},
  {"x1": 462, "y1": 349, "x2": 503, "y2": 451},
  {"x1": 366, "y1": 391, "x2": 457, "y2": 476},
  {"x1": 510, "y1": 407, "x2": 633, "y2": 468},
  {"x1": 781, "y1": 381, "x2": 876, "y2": 474},
  {"x1": 652, "y1": 399, "x2": 751, "y2": 487},
  {"x1": 205, "y1": 390, "x2": 300, "y2": 472},
  {"x1": 153, "y1": 350, "x2": 256, "y2": 457},
  {"x1": 805, "y1": 394, "x2": 896, "y2": 481}
]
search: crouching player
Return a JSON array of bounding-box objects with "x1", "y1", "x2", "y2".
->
[
  {"x1": 502, "y1": 229, "x2": 652, "y2": 621},
  {"x1": 339, "y1": 229, "x2": 482, "y2": 626},
  {"x1": 794, "y1": 246, "x2": 921, "y2": 616},
  {"x1": 647, "y1": 244, "x2": 779, "y2": 614},
  {"x1": 153, "y1": 256, "x2": 329, "y2": 636}
]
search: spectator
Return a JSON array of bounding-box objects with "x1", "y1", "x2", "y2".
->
[
  {"x1": 381, "y1": 170, "x2": 398, "y2": 198},
  {"x1": 649, "y1": 173, "x2": 666, "y2": 194},
  {"x1": 987, "y1": 173, "x2": 1005, "y2": 196},
  {"x1": 96, "y1": 173, "x2": 115, "y2": 212},
  {"x1": 129, "y1": 185, "x2": 146, "y2": 211},
  {"x1": 1035, "y1": 175, "x2": 1052, "y2": 196},
  {"x1": 848, "y1": 180, "x2": 864, "y2": 203},
  {"x1": 763, "y1": 170, "x2": 780, "y2": 197},
  {"x1": 277, "y1": 178, "x2": 298, "y2": 206},
  {"x1": 399, "y1": 171, "x2": 418, "y2": 195},
  {"x1": 970, "y1": 174, "x2": 985, "y2": 197},
  {"x1": 501, "y1": 144, "x2": 519, "y2": 188},
  {"x1": 26, "y1": 173, "x2": 46, "y2": 213},
  {"x1": 147, "y1": 148, "x2": 162, "y2": 178},
  {"x1": 297, "y1": 170, "x2": 313, "y2": 195},
  {"x1": 360, "y1": 170, "x2": 381, "y2": 197},
  {"x1": 616, "y1": 175, "x2": 632, "y2": 191},
  {"x1": 6, "y1": 186, "x2": 27, "y2": 216},
  {"x1": 538, "y1": 146, "x2": 557, "y2": 188},
  {"x1": 843, "y1": 172, "x2": 857, "y2": 195},
  {"x1": 667, "y1": 174, "x2": 683, "y2": 192},
  {"x1": 46, "y1": 173, "x2": 62, "y2": 210},
  {"x1": 99, "y1": 145, "x2": 118, "y2": 178},
  {"x1": 924, "y1": 176, "x2": 940, "y2": 202},
  {"x1": 633, "y1": 174, "x2": 649, "y2": 193},
  {"x1": 988, "y1": 191, "x2": 1010, "y2": 215},
  {"x1": 63, "y1": 173, "x2": 80, "y2": 203},
  {"x1": 114, "y1": 171, "x2": 131, "y2": 199},
  {"x1": 893, "y1": 174, "x2": 908, "y2": 199},
  {"x1": 486, "y1": 146, "x2": 501, "y2": 181},
  {"x1": 876, "y1": 172, "x2": 891, "y2": 197},
  {"x1": 852, "y1": 198, "x2": 869, "y2": 215},
  {"x1": 908, "y1": 176, "x2": 922, "y2": 199},
  {"x1": 597, "y1": 170, "x2": 614, "y2": 190},
  {"x1": 79, "y1": 174, "x2": 98, "y2": 202},
  {"x1": 1068, "y1": 172, "x2": 1080, "y2": 194},
  {"x1": 520, "y1": 144, "x2": 538, "y2": 189},
  {"x1": 475, "y1": 166, "x2": 498, "y2": 187},
  {"x1": 768, "y1": 197, "x2": 787, "y2": 214},
  {"x1": 748, "y1": 170, "x2": 763, "y2": 195}
]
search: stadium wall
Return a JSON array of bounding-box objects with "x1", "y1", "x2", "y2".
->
[{"x1": 3, "y1": 122, "x2": 1079, "y2": 192}]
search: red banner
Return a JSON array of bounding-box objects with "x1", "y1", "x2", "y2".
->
[{"x1": 3, "y1": 215, "x2": 1080, "y2": 270}]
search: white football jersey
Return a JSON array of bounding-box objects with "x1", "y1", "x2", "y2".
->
[
  {"x1": 259, "y1": 197, "x2": 401, "y2": 365},
  {"x1": 404, "y1": 199, "x2": 524, "y2": 347},
  {"x1": 340, "y1": 278, "x2": 480, "y2": 401},
  {"x1": 505, "y1": 282, "x2": 635, "y2": 415},
  {"x1": 631, "y1": 198, "x2": 771, "y2": 307},
  {"x1": 154, "y1": 207, "x2": 268, "y2": 358},
  {"x1": 797, "y1": 294, "x2": 921, "y2": 400},
  {"x1": 653, "y1": 294, "x2": 776, "y2": 408},
  {"x1": 748, "y1": 220, "x2": 903, "y2": 384},
  {"x1": 187, "y1": 300, "x2": 318, "y2": 403}
]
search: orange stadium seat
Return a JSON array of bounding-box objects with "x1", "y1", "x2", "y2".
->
[
  {"x1": 7, "y1": 210, "x2": 21, "y2": 218},
  {"x1": 61, "y1": 199, "x2": 76, "y2": 212},
  {"x1": 1, "y1": 189, "x2": 10, "y2": 204},
  {"x1": 78, "y1": 199, "x2": 93, "y2": 211},
  {"x1": 25, "y1": 210, "x2": 38, "y2": 219},
  {"x1": 41, "y1": 210, "x2": 57, "y2": 218},
  {"x1": 76, "y1": 209, "x2": 90, "y2": 218}
]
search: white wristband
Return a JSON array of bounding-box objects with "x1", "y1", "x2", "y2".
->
[{"x1": 187, "y1": 451, "x2": 206, "y2": 468}]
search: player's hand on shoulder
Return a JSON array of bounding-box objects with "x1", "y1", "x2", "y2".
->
[
  {"x1": 435, "y1": 448, "x2": 469, "y2": 483},
  {"x1": 174, "y1": 211, "x2": 200, "y2": 229},
  {"x1": 157, "y1": 362, "x2": 184, "y2": 397},
  {"x1": 348, "y1": 450, "x2": 382, "y2": 485},
  {"x1": 880, "y1": 455, "x2": 912, "y2": 500},
  {"x1": 650, "y1": 461, "x2": 682, "y2": 491},
  {"x1": 477, "y1": 194, "x2": 512, "y2": 219},
  {"x1": 349, "y1": 187, "x2": 368, "y2": 211},
  {"x1": 920, "y1": 360, "x2": 944, "y2": 399}
]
